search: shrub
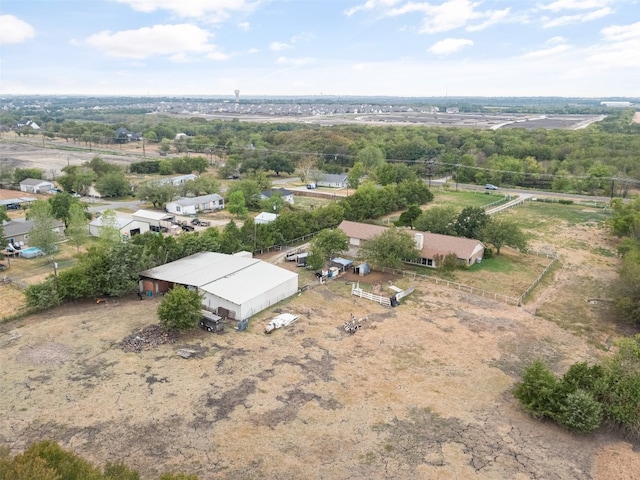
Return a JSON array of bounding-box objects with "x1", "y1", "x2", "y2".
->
[
  {"x1": 24, "y1": 279, "x2": 61, "y2": 310},
  {"x1": 513, "y1": 360, "x2": 561, "y2": 419},
  {"x1": 555, "y1": 389, "x2": 603, "y2": 433},
  {"x1": 157, "y1": 286, "x2": 202, "y2": 331}
]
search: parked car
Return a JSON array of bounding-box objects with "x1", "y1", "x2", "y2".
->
[
  {"x1": 306, "y1": 182, "x2": 317, "y2": 189},
  {"x1": 485, "y1": 184, "x2": 498, "y2": 190}
]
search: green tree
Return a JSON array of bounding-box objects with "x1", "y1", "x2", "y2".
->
[
  {"x1": 356, "y1": 145, "x2": 385, "y2": 176},
  {"x1": 98, "y1": 210, "x2": 122, "y2": 245},
  {"x1": 357, "y1": 227, "x2": 420, "y2": 269},
  {"x1": 158, "y1": 138, "x2": 172, "y2": 155},
  {"x1": 513, "y1": 360, "x2": 561, "y2": 419},
  {"x1": 311, "y1": 228, "x2": 349, "y2": 260},
  {"x1": 0, "y1": 207, "x2": 9, "y2": 241},
  {"x1": 137, "y1": 181, "x2": 176, "y2": 209},
  {"x1": 395, "y1": 205, "x2": 422, "y2": 229},
  {"x1": 66, "y1": 203, "x2": 89, "y2": 253},
  {"x1": 26, "y1": 200, "x2": 60, "y2": 255},
  {"x1": 454, "y1": 206, "x2": 488, "y2": 239},
  {"x1": 219, "y1": 220, "x2": 247, "y2": 254},
  {"x1": 95, "y1": 171, "x2": 130, "y2": 197},
  {"x1": 24, "y1": 278, "x2": 61, "y2": 310},
  {"x1": 347, "y1": 161, "x2": 365, "y2": 190},
  {"x1": 227, "y1": 190, "x2": 248, "y2": 218},
  {"x1": 157, "y1": 286, "x2": 202, "y2": 331},
  {"x1": 482, "y1": 216, "x2": 527, "y2": 255},
  {"x1": 103, "y1": 461, "x2": 141, "y2": 480},
  {"x1": 21, "y1": 440, "x2": 103, "y2": 480},
  {"x1": 13, "y1": 167, "x2": 43, "y2": 183},
  {"x1": 264, "y1": 154, "x2": 295, "y2": 176},
  {"x1": 414, "y1": 205, "x2": 458, "y2": 235}
]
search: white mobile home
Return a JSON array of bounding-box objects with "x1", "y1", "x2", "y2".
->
[{"x1": 166, "y1": 194, "x2": 224, "y2": 215}]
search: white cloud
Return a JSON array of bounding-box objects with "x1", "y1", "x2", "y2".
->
[
  {"x1": 0, "y1": 15, "x2": 36, "y2": 45},
  {"x1": 601, "y1": 20, "x2": 640, "y2": 41},
  {"x1": 238, "y1": 22, "x2": 250, "y2": 31},
  {"x1": 82, "y1": 24, "x2": 220, "y2": 60},
  {"x1": 586, "y1": 21, "x2": 640, "y2": 68},
  {"x1": 344, "y1": 0, "x2": 401, "y2": 17},
  {"x1": 270, "y1": 41, "x2": 291, "y2": 51},
  {"x1": 547, "y1": 35, "x2": 567, "y2": 44},
  {"x1": 428, "y1": 38, "x2": 473, "y2": 55},
  {"x1": 113, "y1": 0, "x2": 259, "y2": 21},
  {"x1": 276, "y1": 56, "x2": 315, "y2": 66},
  {"x1": 542, "y1": 7, "x2": 613, "y2": 27},
  {"x1": 538, "y1": 0, "x2": 613, "y2": 13},
  {"x1": 521, "y1": 44, "x2": 571, "y2": 58},
  {"x1": 387, "y1": 0, "x2": 510, "y2": 34}
]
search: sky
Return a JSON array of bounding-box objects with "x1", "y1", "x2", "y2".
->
[{"x1": 1, "y1": 0, "x2": 639, "y2": 98}]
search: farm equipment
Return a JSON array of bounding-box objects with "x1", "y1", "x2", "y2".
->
[{"x1": 264, "y1": 313, "x2": 300, "y2": 334}]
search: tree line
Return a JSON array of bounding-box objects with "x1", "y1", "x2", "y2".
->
[{"x1": 2, "y1": 108, "x2": 639, "y2": 196}]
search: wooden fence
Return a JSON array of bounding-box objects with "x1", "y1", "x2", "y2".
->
[
  {"x1": 351, "y1": 284, "x2": 392, "y2": 306},
  {"x1": 377, "y1": 249, "x2": 558, "y2": 307}
]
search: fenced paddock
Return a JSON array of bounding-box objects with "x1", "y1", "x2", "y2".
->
[{"x1": 378, "y1": 249, "x2": 558, "y2": 307}]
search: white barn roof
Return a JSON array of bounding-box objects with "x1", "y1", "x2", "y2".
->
[{"x1": 199, "y1": 260, "x2": 298, "y2": 305}]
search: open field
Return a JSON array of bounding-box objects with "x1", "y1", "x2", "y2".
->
[
  {"x1": 1, "y1": 142, "x2": 638, "y2": 479},
  {"x1": 1, "y1": 206, "x2": 639, "y2": 479}
]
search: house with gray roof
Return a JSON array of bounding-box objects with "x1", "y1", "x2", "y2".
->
[
  {"x1": 311, "y1": 172, "x2": 348, "y2": 188},
  {"x1": 19, "y1": 178, "x2": 55, "y2": 194},
  {"x1": 261, "y1": 188, "x2": 294, "y2": 205},
  {"x1": 2, "y1": 219, "x2": 65, "y2": 246},
  {"x1": 165, "y1": 194, "x2": 224, "y2": 215}
]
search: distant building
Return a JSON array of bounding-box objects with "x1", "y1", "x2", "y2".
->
[
  {"x1": 89, "y1": 214, "x2": 149, "y2": 239},
  {"x1": 311, "y1": 172, "x2": 349, "y2": 188},
  {"x1": 600, "y1": 101, "x2": 632, "y2": 108},
  {"x1": 2, "y1": 219, "x2": 65, "y2": 246},
  {"x1": 166, "y1": 194, "x2": 224, "y2": 215},
  {"x1": 261, "y1": 188, "x2": 294, "y2": 205},
  {"x1": 156, "y1": 174, "x2": 197, "y2": 187},
  {"x1": 255, "y1": 212, "x2": 278, "y2": 224},
  {"x1": 19, "y1": 178, "x2": 54, "y2": 194}
]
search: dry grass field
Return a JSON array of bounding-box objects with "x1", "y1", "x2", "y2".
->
[
  {"x1": 1, "y1": 212, "x2": 639, "y2": 479},
  {"x1": 1, "y1": 142, "x2": 638, "y2": 479}
]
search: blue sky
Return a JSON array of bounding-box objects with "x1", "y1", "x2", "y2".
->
[{"x1": 1, "y1": 0, "x2": 639, "y2": 97}]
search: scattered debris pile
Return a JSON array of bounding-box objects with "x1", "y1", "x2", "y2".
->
[
  {"x1": 121, "y1": 324, "x2": 177, "y2": 352},
  {"x1": 342, "y1": 314, "x2": 368, "y2": 335}
]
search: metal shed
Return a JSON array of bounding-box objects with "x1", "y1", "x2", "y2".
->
[{"x1": 331, "y1": 257, "x2": 354, "y2": 272}]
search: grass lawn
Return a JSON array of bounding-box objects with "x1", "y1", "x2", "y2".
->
[{"x1": 431, "y1": 189, "x2": 507, "y2": 209}]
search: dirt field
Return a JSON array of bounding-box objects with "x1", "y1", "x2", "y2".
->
[
  {"x1": 1, "y1": 254, "x2": 639, "y2": 479},
  {"x1": 1, "y1": 141, "x2": 639, "y2": 478}
]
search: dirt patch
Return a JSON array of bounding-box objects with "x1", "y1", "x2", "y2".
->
[
  {"x1": 121, "y1": 324, "x2": 178, "y2": 353},
  {"x1": 16, "y1": 342, "x2": 71, "y2": 366}
]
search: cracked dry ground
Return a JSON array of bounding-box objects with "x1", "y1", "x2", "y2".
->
[{"x1": 1, "y1": 280, "x2": 638, "y2": 479}]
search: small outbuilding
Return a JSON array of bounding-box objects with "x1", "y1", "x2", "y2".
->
[
  {"x1": 132, "y1": 209, "x2": 175, "y2": 232},
  {"x1": 89, "y1": 214, "x2": 149, "y2": 239},
  {"x1": 255, "y1": 212, "x2": 278, "y2": 224},
  {"x1": 19, "y1": 178, "x2": 54, "y2": 194},
  {"x1": 353, "y1": 262, "x2": 370, "y2": 276},
  {"x1": 331, "y1": 257, "x2": 354, "y2": 272}
]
